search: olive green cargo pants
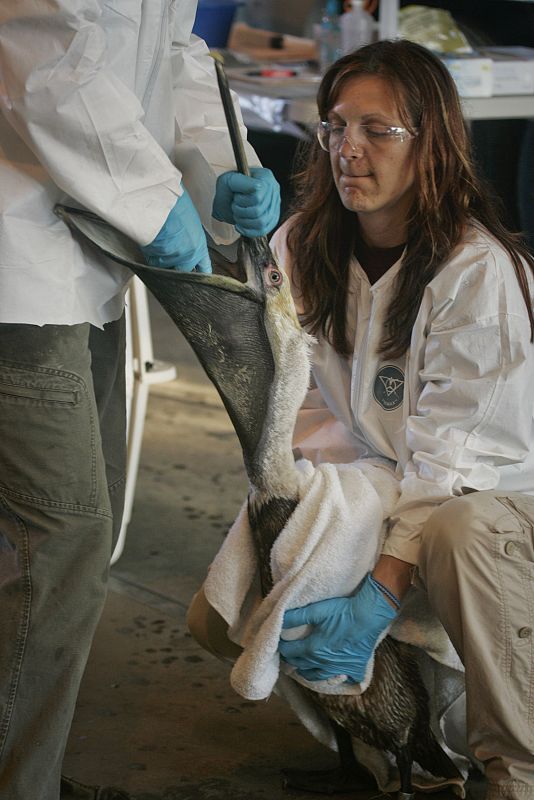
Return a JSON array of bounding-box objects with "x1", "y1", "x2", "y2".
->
[{"x1": 0, "y1": 319, "x2": 127, "y2": 800}]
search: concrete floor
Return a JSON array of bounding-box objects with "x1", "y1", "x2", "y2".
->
[{"x1": 62, "y1": 296, "x2": 478, "y2": 800}]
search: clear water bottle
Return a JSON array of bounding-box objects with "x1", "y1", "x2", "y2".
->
[
  {"x1": 315, "y1": 0, "x2": 342, "y2": 72},
  {"x1": 340, "y1": 0, "x2": 374, "y2": 54},
  {"x1": 378, "y1": 0, "x2": 399, "y2": 40}
]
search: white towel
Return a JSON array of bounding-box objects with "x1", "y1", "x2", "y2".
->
[
  {"x1": 203, "y1": 458, "x2": 469, "y2": 794},
  {"x1": 204, "y1": 458, "x2": 462, "y2": 696}
]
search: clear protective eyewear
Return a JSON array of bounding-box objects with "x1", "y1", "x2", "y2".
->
[{"x1": 317, "y1": 120, "x2": 418, "y2": 152}]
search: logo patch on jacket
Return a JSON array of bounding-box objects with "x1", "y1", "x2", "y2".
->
[{"x1": 373, "y1": 365, "x2": 405, "y2": 411}]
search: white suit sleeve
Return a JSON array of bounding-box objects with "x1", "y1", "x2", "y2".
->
[
  {"x1": 0, "y1": 1, "x2": 182, "y2": 245},
  {"x1": 383, "y1": 244, "x2": 534, "y2": 564}
]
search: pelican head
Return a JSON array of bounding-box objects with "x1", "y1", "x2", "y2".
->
[{"x1": 54, "y1": 206, "x2": 313, "y2": 497}]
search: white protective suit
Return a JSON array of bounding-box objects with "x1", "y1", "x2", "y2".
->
[
  {"x1": 271, "y1": 218, "x2": 534, "y2": 565},
  {"x1": 0, "y1": 0, "x2": 259, "y2": 327}
]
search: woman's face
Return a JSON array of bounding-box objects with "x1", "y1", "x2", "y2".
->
[{"x1": 326, "y1": 74, "x2": 417, "y2": 242}]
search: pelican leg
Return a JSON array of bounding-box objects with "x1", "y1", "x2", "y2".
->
[
  {"x1": 396, "y1": 745, "x2": 415, "y2": 800},
  {"x1": 281, "y1": 723, "x2": 375, "y2": 794}
]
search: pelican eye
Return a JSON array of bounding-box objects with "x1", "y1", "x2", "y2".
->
[{"x1": 267, "y1": 267, "x2": 283, "y2": 287}]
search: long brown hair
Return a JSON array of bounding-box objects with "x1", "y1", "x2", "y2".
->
[{"x1": 287, "y1": 39, "x2": 534, "y2": 358}]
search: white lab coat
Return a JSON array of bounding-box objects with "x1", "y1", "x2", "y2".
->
[
  {"x1": 271, "y1": 218, "x2": 534, "y2": 564},
  {"x1": 0, "y1": 0, "x2": 259, "y2": 326}
]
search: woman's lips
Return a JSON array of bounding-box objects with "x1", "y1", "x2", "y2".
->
[
  {"x1": 341, "y1": 172, "x2": 372, "y2": 181},
  {"x1": 340, "y1": 173, "x2": 373, "y2": 189}
]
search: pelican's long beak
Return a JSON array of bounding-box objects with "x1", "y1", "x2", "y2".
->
[{"x1": 55, "y1": 204, "x2": 274, "y2": 464}]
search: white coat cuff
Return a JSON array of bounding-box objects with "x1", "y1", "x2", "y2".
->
[{"x1": 108, "y1": 180, "x2": 184, "y2": 247}]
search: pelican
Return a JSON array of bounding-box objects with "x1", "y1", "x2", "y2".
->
[{"x1": 55, "y1": 202, "x2": 461, "y2": 799}]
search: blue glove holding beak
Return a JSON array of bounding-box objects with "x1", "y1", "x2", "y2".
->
[
  {"x1": 141, "y1": 188, "x2": 211, "y2": 273},
  {"x1": 212, "y1": 167, "x2": 281, "y2": 237},
  {"x1": 278, "y1": 573, "x2": 398, "y2": 684}
]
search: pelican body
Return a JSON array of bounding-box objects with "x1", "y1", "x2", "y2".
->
[{"x1": 55, "y1": 204, "x2": 460, "y2": 798}]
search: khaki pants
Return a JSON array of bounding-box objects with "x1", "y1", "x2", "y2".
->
[
  {"x1": 188, "y1": 490, "x2": 534, "y2": 800},
  {"x1": 418, "y1": 491, "x2": 534, "y2": 800}
]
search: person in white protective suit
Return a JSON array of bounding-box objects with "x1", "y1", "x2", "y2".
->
[
  {"x1": 0, "y1": 2, "x2": 280, "y2": 799},
  {"x1": 274, "y1": 40, "x2": 534, "y2": 800},
  {"x1": 188, "y1": 39, "x2": 534, "y2": 800}
]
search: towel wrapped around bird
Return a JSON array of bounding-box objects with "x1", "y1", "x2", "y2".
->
[{"x1": 204, "y1": 456, "x2": 471, "y2": 795}]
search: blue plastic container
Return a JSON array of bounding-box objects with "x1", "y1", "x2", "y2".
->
[{"x1": 192, "y1": 0, "x2": 241, "y2": 48}]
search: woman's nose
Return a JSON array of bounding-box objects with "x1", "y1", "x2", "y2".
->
[{"x1": 338, "y1": 134, "x2": 364, "y2": 157}]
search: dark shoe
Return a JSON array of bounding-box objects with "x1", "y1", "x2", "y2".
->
[{"x1": 61, "y1": 775, "x2": 134, "y2": 799}]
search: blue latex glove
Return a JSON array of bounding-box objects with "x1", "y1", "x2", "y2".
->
[
  {"x1": 212, "y1": 167, "x2": 281, "y2": 237},
  {"x1": 141, "y1": 189, "x2": 211, "y2": 273},
  {"x1": 278, "y1": 573, "x2": 398, "y2": 684}
]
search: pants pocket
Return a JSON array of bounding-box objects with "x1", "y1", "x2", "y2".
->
[
  {"x1": 495, "y1": 496, "x2": 534, "y2": 739},
  {"x1": 0, "y1": 361, "x2": 102, "y2": 509}
]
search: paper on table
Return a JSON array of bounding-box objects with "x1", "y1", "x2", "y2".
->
[{"x1": 225, "y1": 65, "x2": 321, "y2": 88}]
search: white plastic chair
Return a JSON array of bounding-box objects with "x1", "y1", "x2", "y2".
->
[{"x1": 111, "y1": 277, "x2": 176, "y2": 565}]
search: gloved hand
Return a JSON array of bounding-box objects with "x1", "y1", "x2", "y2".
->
[
  {"x1": 212, "y1": 167, "x2": 281, "y2": 237},
  {"x1": 278, "y1": 573, "x2": 399, "y2": 684},
  {"x1": 141, "y1": 188, "x2": 211, "y2": 273}
]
